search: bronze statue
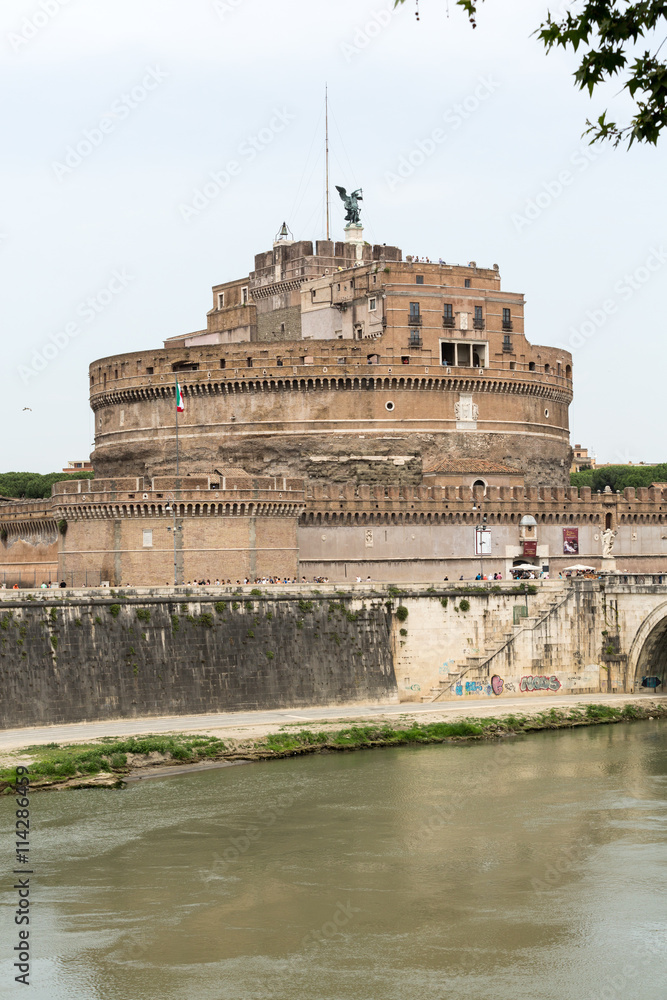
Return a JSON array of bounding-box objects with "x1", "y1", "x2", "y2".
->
[{"x1": 335, "y1": 185, "x2": 363, "y2": 225}]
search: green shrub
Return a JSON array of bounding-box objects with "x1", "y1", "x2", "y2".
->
[
  {"x1": 171, "y1": 615, "x2": 180, "y2": 632},
  {"x1": 57, "y1": 519, "x2": 68, "y2": 536},
  {"x1": 136, "y1": 608, "x2": 150, "y2": 623},
  {"x1": 265, "y1": 651, "x2": 274, "y2": 659},
  {"x1": 250, "y1": 588, "x2": 262, "y2": 596},
  {"x1": 298, "y1": 599, "x2": 314, "y2": 613},
  {"x1": 395, "y1": 605, "x2": 409, "y2": 622},
  {"x1": 399, "y1": 627, "x2": 408, "y2": 636},
  {"x1": 440, "y1": 597, "x2": 448, "y2": 609},
  {"x1": 214, "y1": 602, "x2": 225, "y2": 614},
  {"x1": 458, "y1": 599, "x2": 471, "y2": 612},
  {"x1": 109, "y1": 604, "x2": 121, "y2": 618}
]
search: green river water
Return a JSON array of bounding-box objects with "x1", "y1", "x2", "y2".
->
[{"x1": 1, "y1": 720, "x2": 666, "y2": 999}]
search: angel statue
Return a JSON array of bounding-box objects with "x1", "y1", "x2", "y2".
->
[
  {"x1": 335, "y1": 185, "x2": 363, "y2": 225},
  {"x1": 601, "y1": 527, "x2": 617, "y2": 558}
]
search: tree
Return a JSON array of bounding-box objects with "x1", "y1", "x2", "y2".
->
[
  {"x1": 0, "y1": 471, "x2": 94, "y2": 500},
  {"x1": 397, "y1": 0, "x2": 667, "y2": 146}
]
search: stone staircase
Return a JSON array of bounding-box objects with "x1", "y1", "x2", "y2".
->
[{"x1": 422, "y1": 589, "x2": 574, "y2": 702}]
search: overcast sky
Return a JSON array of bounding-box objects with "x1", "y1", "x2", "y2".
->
[{"x1": 2, "y1": 0, "x2": 665, "y2": 473}]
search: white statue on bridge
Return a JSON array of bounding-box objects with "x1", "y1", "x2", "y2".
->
[{"x1": 602, "y1": 527, "x2": 617, "y2": 558}]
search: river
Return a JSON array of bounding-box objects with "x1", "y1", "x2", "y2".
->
[{"x1": 1, "y1": 721, "x2": 667, "y2": 999}]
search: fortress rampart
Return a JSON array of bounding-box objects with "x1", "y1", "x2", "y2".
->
[
  {"x1": 1, "y1": 480, "x2": 666, "y2": 586},
  {"x1": 89, "y1": 346, "x2": 572, "y2": 486}
]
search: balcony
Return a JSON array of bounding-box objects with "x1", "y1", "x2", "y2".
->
[
  {"x1": 502, "y1": 338, "x2": 513, "y2": 352},
  {"x1": 408, "y1": 333, "x2": 422, "y2": 347},
  {"x1": 408, "y1": 313, "x2": 422, "y2": 326},
  {"x1": 502, "y1": 319, "x2": 513, "y2": 332},
  {"x1": 473, "y1": 317, "x2": 485, "y2": 331},
  {"x1": 442, "y1": 315, "x2": 455, "y2": 328}
]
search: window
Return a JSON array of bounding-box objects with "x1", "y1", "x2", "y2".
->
[
  {"x1": 528, "y1": 361, "x2": 535, "y2": 372},
  {"x1": 220, "y1": 358, "x2": 226, "y2": 369},
  {"x1": 218, "y1": 292, "x2": 225, "y2": 309},
  {"x1": 473, "y1": 306, "x2": 484, "y2": 331},
  {"x1": 502, "y1": 307, "x2": 511, "y2": 329},
  {"x1": 457, "y1": 343, "x2": 471, "y2": 366},
  {"x1": 247, "y1": 357, "x2": 253, "y2": 368},
  {"x1": 472, "y1": 344, "x2": 486, "y2": 367},
  {"x1": 441, "y1": 340, "x2": 487, "y2": 367},
  {"x1": 544, "y1": 363, "x2": 550, "y2": 375},
  {"x1": 503, "y1": 335, "x2": 512, "y2": 352},
  {"x1": 409, "y1": 302, "x2": 420, "y2": 317},
  {"x1": 142, "y1": 530, "x2": 153, "y2": 548},
  {"x1": 276, "y1": 357, "x2": 283, "y2": 367},
  {"x1": 441, "y1": 342, "x2": 455, "y2": 366},
  {"x1": 241, "y1": 286, "x2": 248, "y2": 305},
  {"x1": 146, "y1": 366, "x2": 153, "y2": 375},
  {"x1": 401, "y1": 356, "x2": 410, "y2": 365},
  {"x1": 368, "y1": 297, "x2": 377, "y2": 311},
  {"x1": 280, "y1": 322, "x2": 285, "y2": 333},
  {"x1": 464, "y1": 278, "x2": 471, "y2": 288},
  {"x1": 372, "y1": 275, "x2": 377, "y2": 283},
  {"x1": 443, "y1": 302, "x2": 454, "y2": 328},
  {"x1": 416, "y1": 275, "x2": 424, "y2": 284}
]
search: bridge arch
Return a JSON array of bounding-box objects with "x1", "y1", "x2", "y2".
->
[{"x1": 628, "y1": 600, "x2": 667, "y2": 692}]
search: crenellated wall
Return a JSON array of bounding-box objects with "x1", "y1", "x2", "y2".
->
[{"x1": 2, "y1": 481, "x2": 666, "y2": 587}]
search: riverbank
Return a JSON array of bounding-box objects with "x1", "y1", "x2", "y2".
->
[{"x1": 1, "y1": 697, "x2": 666, "y2": 792}]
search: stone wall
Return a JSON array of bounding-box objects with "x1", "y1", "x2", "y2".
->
[
  {"x1": 0, "y1": 594, "x2": 397, "y2": 728},
  {"x1": 3, "y1": 578, "x2": 666, "y2": 728}
]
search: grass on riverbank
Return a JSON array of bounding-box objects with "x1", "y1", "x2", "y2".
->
[{"x1": 2, "y1": 701, "x2": 665, "y2": 792}]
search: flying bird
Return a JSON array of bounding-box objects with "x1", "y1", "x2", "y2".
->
[{"x1": 22, "y1": 407, "x2": 32, "y2": 411}]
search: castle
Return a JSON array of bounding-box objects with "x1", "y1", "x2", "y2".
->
[{"x1": 2, "y1": 222, "x2": 665, "y2": 586}]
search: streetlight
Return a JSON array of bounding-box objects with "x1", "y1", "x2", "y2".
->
[
  {"x1": 164, "y1": 492, "x2": 182, "y2": 587},
  {"x1": 473, "y1": 505, "x2": 489, "y2": 581}
]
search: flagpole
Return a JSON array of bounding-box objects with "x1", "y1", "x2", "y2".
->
[
  {"x1": 174, "y1": 375, "x2": 180, "y2": 479},
  {"x1": 174, "y1": 375, "x2": 180, "y2": 587}
]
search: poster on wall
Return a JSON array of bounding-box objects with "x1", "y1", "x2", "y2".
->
[
  {"x1": 522, "y1": 540, "x2": 537, "y2": 556},
  {"x1": 563, "y1": 528, "x2": 579, "y2": 555}
]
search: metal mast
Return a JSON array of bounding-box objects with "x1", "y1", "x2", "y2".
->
[{"x1": 325, "y1": 84, "x2": 330, "y2": 240}]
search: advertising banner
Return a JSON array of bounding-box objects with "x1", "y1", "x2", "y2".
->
[
  {"x1": 563, "y1": 528, "x2": 579, "y2": 555},
  {"x1": 522, "y1": 540, "x2": 537, "y2": 556}
]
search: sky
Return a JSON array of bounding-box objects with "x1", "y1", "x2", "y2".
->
[{"x1": 2, "y1": 0, "x2": 666, "y2": 473}]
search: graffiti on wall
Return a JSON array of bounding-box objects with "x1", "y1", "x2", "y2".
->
[
  {"x1": 491, "y1": 675, "x2": 504, "y2": 696},
  {"x1": 519, "y1": 674, "x2": 561, "y2": 692}
]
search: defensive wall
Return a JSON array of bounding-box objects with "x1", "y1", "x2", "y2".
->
[
  {"x1": 88, "y1": 344, "x2": 572, "y2": 486},
  {"x1": 3, "y1": 481, "x2": 667, "y2": 587},
  {"x1": 0, "y1": 577, "x2": 666, "y2": 728}
]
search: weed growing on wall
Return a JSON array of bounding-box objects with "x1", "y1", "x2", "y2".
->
[
  {"x1": 109, "y1": 604, "x2": 121, "y2": 618},
  {"x1": 458, "y1": 599, "x2": 471, "y2": 612},
  {"x1": 395, "y1": 606, "x2": 409, "y2": 622}
]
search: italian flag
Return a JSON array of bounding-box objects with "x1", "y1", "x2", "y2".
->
[{"x1": 175, "y1": 380, "x2": 184, "y2": 412}]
